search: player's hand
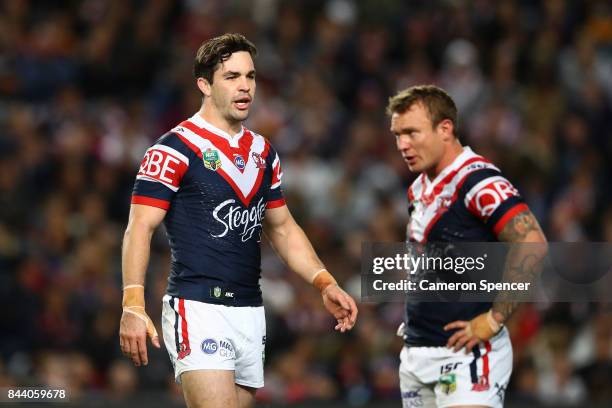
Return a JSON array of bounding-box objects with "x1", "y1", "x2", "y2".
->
[
  {"x1": 119, "y1": 306, "x2": 161, "y2": 366},
  {"x1": 444, "y1": 310, "x2": 502, "y2": 353},
  {"x1": 321, "y1": 284, "x2": 358, "y2": 333}
]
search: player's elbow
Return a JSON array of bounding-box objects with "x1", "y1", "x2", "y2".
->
[
  {"x1": 124, "y1": 218, "x2": 157, "y2": 242},
  {"x1": 526, "y1": 229, "x2": 548, "y2": 258}
]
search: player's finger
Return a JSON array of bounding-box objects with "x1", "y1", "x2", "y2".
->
[
  {"x1": 343, "y1": 312, "x2": 355, "y2": 330},
  {"x1": 446, "y1": 330, "x2": 464, "y2": 348},
  {"x1": 340, "y1": 316, "x2": 349, "y2": 331},
  {"x1": 346, "y1": 296, "x2": 358, "y2": 324},
  {"x1": 137, "y1": 337, "x2": 149, "y2": 366},
  {"x1": 452, "y1": 335, "x2": 469, "y2": 353},
  {"x1": 444, "y1": 321, "x2": 467, "y2": 331},
  {"x1": 129, "y1": 338, "x2": 142, "y2": 366},
  {"x1": 464, "y1": 338, "x2": 480, "y2": 354},
  {"x1": 121, "y1": 333, "x2": 133, "y2": 356}
]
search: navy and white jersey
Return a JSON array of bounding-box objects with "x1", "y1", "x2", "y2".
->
[
  {"x1": 404, "y1": 147, "x2": 528, "y2": 346},
  {"x1": 131, "y1": 114, "x2": 285, "y2": 307}
]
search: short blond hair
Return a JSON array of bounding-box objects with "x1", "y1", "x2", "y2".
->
[{"x1": 386, "y1": 85, "x2": 457, "y2": 130}]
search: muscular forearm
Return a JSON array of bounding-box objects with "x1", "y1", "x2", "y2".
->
[
  {"x1": 122, "y1": 222, "x2": 155, "y2": 289},
  {"x1": 492, "y1": 240, "x2": 547, "y2": 322},
  {"x1": 266, "y1": 222, "x2": 326, "y2": 282}
]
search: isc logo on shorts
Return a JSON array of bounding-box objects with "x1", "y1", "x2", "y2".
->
[{"x1": 201, "y1": 338, "x2": 218, "y2": 354}]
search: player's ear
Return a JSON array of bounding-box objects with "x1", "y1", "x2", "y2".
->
[
  {"x1": 437, "y1": 119, "x2": 454, "y2": 142},
  {"x1": 196, "y1": 77, "x2": 212, "y2": 98}
]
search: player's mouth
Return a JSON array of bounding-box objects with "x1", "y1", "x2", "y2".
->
[
  {"x1": 403, "y1": 155, "x2": 418, "y2": 165},
  {"x1": 233, "y1": 96, "x2": 252, "y2": 111}
]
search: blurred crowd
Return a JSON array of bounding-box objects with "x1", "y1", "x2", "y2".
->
[{"x1": 1, "y1": 0, "x2": 611, "y2": 406}]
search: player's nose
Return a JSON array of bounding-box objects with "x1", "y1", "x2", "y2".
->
[
  {"x1": 237, "y1": 76, "x2": 250, "y2": 92},
  {"x1": 396, "y1": 135, "x2": 412, "y2": 151}
]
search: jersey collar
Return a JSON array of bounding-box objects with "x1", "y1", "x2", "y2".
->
[
  {"x1": 423, "y1": 146, "x2": 475, "y2": 190},
  {"x1": 189, "y1": 113, "x2": 245, "y2": 148}
]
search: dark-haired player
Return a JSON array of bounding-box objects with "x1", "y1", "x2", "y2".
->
[{"x1": 119, "y1": 33, "x2": 358, "y2": 408}]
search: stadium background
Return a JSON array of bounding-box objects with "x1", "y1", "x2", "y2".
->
[{"x1": 0, "y1": 0, "x2": 611, "y2": 407}]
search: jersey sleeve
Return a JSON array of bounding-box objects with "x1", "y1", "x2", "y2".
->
[
  {"x1": 461, "y1": 169, "x2": 529, "y2": 237},
  {"x1": 131, "y1": 132, "x2": 192, "y2": 210},
  {"x1": 265, "y1": 146, "x2": 285, "y2": 209}
]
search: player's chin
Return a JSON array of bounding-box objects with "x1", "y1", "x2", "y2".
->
[
  {"x1": 407, "y1": 162, "x2": 423, "y2": 173},
  {"x1": 231, "y1": 109, "x2": 250, "y2": 121}
]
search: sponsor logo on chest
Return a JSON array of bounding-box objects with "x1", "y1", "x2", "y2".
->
[
  {"x1": 233, "y1": 154, "x2": 246, "y2": 170},
  {"x1": 212, "y1": 196, "x2": 266, "y2": 242}
]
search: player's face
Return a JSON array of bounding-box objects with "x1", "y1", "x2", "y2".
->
[
  {"x1": 209, "y1": 51, "x2": 256, "y2": 124},
  {"x1": 391, "y1": 103, "x2": 446, "y2": 175}
]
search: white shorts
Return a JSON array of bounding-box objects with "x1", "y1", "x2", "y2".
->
[
  {"x1": 161, "y1": 295, "x2": 266, "y2": 388},
  {"x1": 399, "y1": 328, "x2": 512, "y2": 408}
]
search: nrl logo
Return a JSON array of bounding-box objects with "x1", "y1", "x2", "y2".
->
[
  {"x1": 213, "y1": 286, "x2": 222, "y2": 298},
  {"x1": 439, "y1": 373, "x2": 457, "y2": 395},
  {"x1": 203, "y1": 148, "x2": 222, "y2": 171}
]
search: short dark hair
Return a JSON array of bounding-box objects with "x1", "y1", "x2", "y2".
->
[
  {"x1": 194, "y1": 33, "x2": 257, "y2": 84},
  {"x1": 386, "y1": 85, "x2": 457, "y2": 130}
]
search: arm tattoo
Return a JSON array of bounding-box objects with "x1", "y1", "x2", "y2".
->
[
  {"x1": 497, "y1": 211, "x2": 539, "y2": 241},
  {"x1": 493, "y1": 210, "x2": 547, "y2": 322}
]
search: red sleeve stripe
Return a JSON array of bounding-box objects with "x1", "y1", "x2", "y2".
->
[
  {"x1": 493, "y1": 203, "x2": 529, "y2": 236},
  {"x1": 131, "y1": 195, "x2": 170, "y2": 210},
  {"x1": 266, "y1": 198, "x2": 286, "y2": 209}
]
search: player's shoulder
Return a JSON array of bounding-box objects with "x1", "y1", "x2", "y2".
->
[
  {"x1": 151, "y1": 121, "x2": 207, "y2": 158},
  {"x1": 457, "y1": 147, "x2": 500, "y2": 176},
  {"x1": 150, "y1": 129, "x2": 184, "y2": 147},
  {"x1": 244, "y1": 126, "x2": 280, "y2": 159},
  {"x1": 459, "y1": 150, "x2": 523, "y2": 217},
  {"x1": 408, "y1": 147, "x2": 498, "y2": 201},
  {"x1": 459, "y1": 149, "x2": 513, "y2": 195},
  {"x1": 244, "y1": 126, "x2": 270, "y2": 146}
]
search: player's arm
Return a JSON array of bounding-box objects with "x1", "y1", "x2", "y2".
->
[
  {"x1": 263, "y1": 205, "x2": 358, "y2": 332},
  {"x1": 492, "y1": 209, "x2": 547, "y2": 322},
  {"x1": 445, "y1": 208, "x2": 547, "y2": 352},
  {"x1": 119, "y1": 204, "x2": 165, "y2": 366}
]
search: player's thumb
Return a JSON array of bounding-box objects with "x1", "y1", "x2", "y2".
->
[
  {"x1": 146, "y1": 320, "x2": 161, "y2": 348},
  {"x1": 151, "y1": 335, "x2": 161, "y2": 348}
]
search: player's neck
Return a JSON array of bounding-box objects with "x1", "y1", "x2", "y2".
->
[
  {"x1": 197, "y1": 107, "x2": 242, "y2": 137},
  {"x1": 426, "y1": 142, "x2": 464, "y2": 181}
]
